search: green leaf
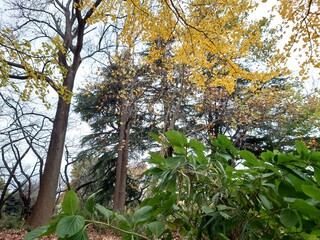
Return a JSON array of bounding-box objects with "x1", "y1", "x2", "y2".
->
[
  {"x1": 188, "y1": 139, "x2": 206, "y2": 151},
  {"x1": 85, "y1": 198, "x2": 94, "y2": 214},
  {"x1": 308, "y1": 234, "x2": 320, "y2": 240},
  {"x1": 290, "y1": 168, "x2": 309, "y2": 181},
  {"x1": 278, "y1": 180, "x2": 296, "y2": 198},
  {"x1": 188, "y1": 139, "x2": 207, "y2": 164},
  {"x1": 149, "y1": 132, "x2": 162, "y2": 143},
  {"x1": 147, "y1": 221, "x2": 166, "y2": 238},
  {"x1": 302, "y1": 185, "x2": 320, "y2": 201},
  {"x1": 45, "y1": 214, "x2": 66, "y2": 236},
  {"x1": 202, "y1": 206, "x2": 214, "y2": 214},
  {"x1": 114, "y1": 213, "x2": 131, "y2": 230},
  {"x1": 56, "y1": 215, "x2": 85, "y2": 238},
  {"x1": 295, "y1": 140, "x2": 309, "y2": 160},
  {"x1": 214, "y1": 134, "x2": 237, "y2": 152},
  {"x1": 85, "y1": 193, "x2": 96, "y2": 214},
  {"x1": 218, "y1": 233, "x2": 230, "y2": 240},
  {"x1": 310, "y1": 152, "x2": 320, "y2": 163},
  {"x1": 65, "y1": 229, "x2": 89, "y2": 240},
  {"x1": 216, "y1": 152, "x2": 233, "y2": 161},
  {"x1": 143, "y1": 167, "x2": 163, "y2": 176},
  {"x1": 62, "y1": 190, "x2": 79, "y2": 215},
  {"x1": 287, "y1": 172, "x2": 311, "y2": 192},
  {"x1": 314, "y1": 166, "x2": 320, "y2": 185},
  {"x1": 292, "y1": 199, "x2": 320, "y2": 219},
  {"x1": 148, "y1": 152, "x2": 165, "y2": 165},
  {"x1": 95, "y1": 204, "x2": 113, "y2": 219},
  {"x1": 277, "y1": 153, "x2": 295, "y2": 164},
  {"x1": 216, "y1": 205, "x2": 229, "y2": 211},
  {"x1": 258, "y1": 193, "x2": 273, "y2": 210},
  {"x1": 164, "y1": 131, "x2": 187, "y2": 147},
  {"x1": 219, "y1": 211, "x2": 231, "y2": 219},
  {"x1": 115, "y1": 213, "x2": 129, "y2": 223},
  {"x1": 24, "y1": 225, "x2": 49, "y2": 240},
  {"x1": 165, "y1": 157, "x2": 185, "y2": 168},
  {"x1": 217, "y1": 134, "x2": 233, "y2": 146},
  {"x1": 160, "y1": 170, "x2": 177, "y2": 192},
  {"x1": 310, "y1": 230, "x2": 320, "y2": 239},
  {"x1": 280, "y1": 208, "x2": 297, "y2": 227},
  {"x1": 194, "y1": 152, "x2": 207, "y2": 164},
  {"x1": 240, "y1": 150, "x2": 259, "y2": 165},
  {"x1": 173, "y1": 146, "x2": 187, "y2": 155},
  {"x1": 261, "y1": 150, "x2": 275, "y2": 161},
  {"x1": 133, "y1": 206, "x2": 153, "y2": 225}
]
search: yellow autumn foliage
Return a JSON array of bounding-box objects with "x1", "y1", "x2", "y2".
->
[
  {"x1": 0, "y1": 28, "x2": 71, "y2": 107},
  {"x1": 76, "y1": 0, "x2": 286, "y2": 92},
  {"x1": 1, "y1": 0, "x2": 305, "y2": 105},
  {"x1": 273, "y1": 0, "x2": 320, "y2": 79}
]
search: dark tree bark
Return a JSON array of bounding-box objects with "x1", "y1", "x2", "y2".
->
[
  {"x1": 113, "y1": 105, "x2": 131, "y2": 212},
  {"x1": 26, "y1": 94, "x2": 73, "y2": 228},
  {"x1": 111, "y1": 52, "x2": 137, "y2": 212}
]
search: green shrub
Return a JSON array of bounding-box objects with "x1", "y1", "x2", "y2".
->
[
  {"x1": 25, "y1": 131, "x2": 320, "y2": 240},
  {"x1": 0, "y1": 214, "x2": 24, "y2": 229}
]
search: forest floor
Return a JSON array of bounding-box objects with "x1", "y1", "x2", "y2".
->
[{"x1": 0, "y1": 228, "x2": 121, "y2": 240}]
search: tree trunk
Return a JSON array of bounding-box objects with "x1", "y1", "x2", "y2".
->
[
  {"x1": 113, "y1": 105, "x2": 131, "y2": 212},
  {"x1": 3, "y1": 0, "x2": 104, "y2": 229},
  {"x1": 26, "y1": 74, "x2": 75, "y2": 229}
]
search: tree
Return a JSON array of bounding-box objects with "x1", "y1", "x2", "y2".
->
[
  {"x1": 0, "y1": 92, "x2": 52, "y2": 220},
  {"x1": 273, "y1": 0, "x2": 320, "y2": 79},
  {"x1": 1, "y1": 0, "x2": 285, "y2": 227},
  {"x1": 73, "y1": 2, "x2": 298, "y2": 212},
  {"x1": 0, "y1": 0, "x2": 116, "y2": 228},
  {"x1": 74, "y1": 51, "x2": 150, "y2": 211},
  {"x1": 192, "y1": 76, "x2": 320, "y2": 150}
]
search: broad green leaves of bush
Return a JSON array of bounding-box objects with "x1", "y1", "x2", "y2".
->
[
  {"x1": 25, "y1": 190, "x2": 88, "y2": 240},
  {"x1": 143, "y1": 132, "x2": 320, "y2": 239},
  {"x1": 25, "y1": 131, "x2": 320, "y2": 239}
]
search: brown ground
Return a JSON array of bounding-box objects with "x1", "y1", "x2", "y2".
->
[{"x1": 0, "y1": 228, "x2": 121, "y2": 240}]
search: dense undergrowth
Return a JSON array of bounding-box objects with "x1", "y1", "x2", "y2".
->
[{"x1": 26, "y1": 131, "x2": 320, "y2": 239}]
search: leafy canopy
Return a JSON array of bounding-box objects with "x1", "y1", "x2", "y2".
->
[{"x1": 1, "y1": 0, "x2": 286, "y2": 105}]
